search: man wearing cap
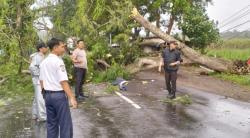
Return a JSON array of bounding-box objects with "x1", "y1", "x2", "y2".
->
[
  {"x1": 158, "y1": 41, "x2": 183, "y2": 99},
  {"x1": 29, "y1": 42, "x2": 48, "y2": 121},
  {"x1": 40, "y1": 38, "x2": 77, "y2": 138},
  {"x1": 71, "y1": 39, "x2": 88, "y2": 101}
]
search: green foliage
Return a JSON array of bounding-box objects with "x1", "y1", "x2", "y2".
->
[
  {"x1": 179, "y1": 5, "x2": 219, "y2": 50},
  {"x1": 92, "y1": 63, "x2": 130, "y2": 83},
  {"x1": 0, "y1": 74, "x2": 33, "y2": 97},
  {"x1": 206, "y1": 38, "x2": 250, "y2": 61},
  {"x1": 62, "y1": 55, "x2": 74, "y2": 83},
  {"x1": 210, "y1": 73, "x2": 250, "y2": 87},
  {"x1": 206, "y1": 48, "x2": 250, "y2": 61},
  {"x1": 219, "y1": 38, "x2": 250, "y2": 49},
  {"x1": 161, "y1": 95, "x2": 192, "y2": 105},
  {"x1": 0, "y1": 0, "x2": 37, "y2": 74}
]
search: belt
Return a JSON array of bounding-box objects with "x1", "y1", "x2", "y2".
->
[{"x1": 44, "y1": 90, "x2": 64, "y2": 94}]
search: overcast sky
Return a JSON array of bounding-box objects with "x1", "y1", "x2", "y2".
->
[{"x1": 207, "y1": 0, "x2": 250, "y2": 32}]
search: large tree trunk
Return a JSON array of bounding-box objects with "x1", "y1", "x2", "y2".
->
[
  {"x1": 126, "y1": 56, "x2": 195, "y2": 74},
  {"x1": 131, "y1": 8, "x2": 234, "y2": 73},
  {"x1": 140, "y1": 38, "x2": 165, "y2": 47}
]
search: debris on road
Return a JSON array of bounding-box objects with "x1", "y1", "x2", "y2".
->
[
  {"x1": 161, "y1": 95, "x2": 192, "y2": 105},
  {"x1": 112, "y1": 77, "x2": 128, "y2": 91},
  {"x1": 142, "y1": 81, "x2": 148, "y2": 85}
]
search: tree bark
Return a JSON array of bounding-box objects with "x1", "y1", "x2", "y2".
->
[
  {"x1": 96, "y1": 59, "x2": 111, "y2": 68},
  {"x1": 16, "y1": 4, "x2": 24, "y2": 74},
  {"x1": 126, "y1": 56, "x2": 195, "y2": 74},
  {"x1": 156, "y1": 11, "x2": 161, "y2": 28},
  {"x1": 167, "y1": 14, "x2": 175, "y2": 34},
  {"x1": 131, "y1": 8, "x2": 234, "y2": 73},
  {"x1": 139, "y1": 38, "x2": 165, "y2": 47}
]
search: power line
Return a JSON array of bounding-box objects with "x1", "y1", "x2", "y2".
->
[
  {"x1": 221, "y1": 20, "x2": 250, "y2": 33},
  {"x1": 220, "y1": 4, "x2": 250, "y2": 25},
  {"x1": 219, "y1": 9, "x2": 250, "y2": 29}
]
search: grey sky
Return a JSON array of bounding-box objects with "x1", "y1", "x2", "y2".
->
[{"x1": 207, "y1": 0, "x2": 250, "y2": 32}]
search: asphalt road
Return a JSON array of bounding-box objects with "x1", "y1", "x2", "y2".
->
[{"x1": 1, "y1": 69, "x2": 250, "y2": 138}]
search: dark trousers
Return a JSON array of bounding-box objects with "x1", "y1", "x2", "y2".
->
[
  {"x1": 164, "y1": 71, "x2": 177, "y2": 96},
  {"x1": 45, "y1": 91, "x2": 73, "y2": 138},
  {"x1": 74, "y1": 67, "x2": 86, "y2": 98}
]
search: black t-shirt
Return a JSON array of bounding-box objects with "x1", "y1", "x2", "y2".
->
[{"x1": 162, "y1": 48, "x2": 182, "y2": 71}]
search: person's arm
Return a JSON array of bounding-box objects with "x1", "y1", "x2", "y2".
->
[
  {"x1": 40, "y1": 80, "x2": 44, "y2": 89},
  {"x1": 39, "y1": 64, "x2": 46, "y2": 98},
  {"x1": 60, "y1": 81, "x2": 77, "y2": 108},
  {"x1": 57, "y1": 61, "x2": 77, "y2": 108},
  {"x1": 158, "y1": 58, "x2": 164, "y2": 72},
  {"x1": 40, "y1": 80, "x2": 45, "y2": 99},
  {"x1": 29, "y1": 54, "x2": 40, "y2": 76},
  {"x1": 158, "y1": 52, "x2": 164, "y2": 72}
]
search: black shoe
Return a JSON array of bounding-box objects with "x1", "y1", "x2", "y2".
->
[
  {"x1": 77, "y1": 96, "x2": 85, "y2": 101},
  {"x1": 167, "y1": 94, "x2": 176, "y2": 99},
  {"x1": 80, "y1": 94, "x2": 89, "y2": 98},
  {"x1": 83, "y1": 95, "x2": 89, "y2": 98}
]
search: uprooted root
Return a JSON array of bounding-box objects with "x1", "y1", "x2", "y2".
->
[{"x1": 232, "y1": 60, "x2": 250, "y2": 75}]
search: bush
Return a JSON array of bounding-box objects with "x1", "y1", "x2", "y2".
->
[
  {"x1": 0, "y1": 74, "x2": 33, "y2": 97},
  {"x1": 92, "y1": 63, "x2": 130, "y2": 83}
]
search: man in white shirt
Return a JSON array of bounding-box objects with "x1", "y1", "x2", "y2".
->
[
  {"x1": 29, "y1": 42, "x2": 48, "y2": 121},
  {"x1": 40, "y1": 38, "x2": 77, "y2": 138},
  {"x1": 71, "y1": 39, "x2": 88, "y2": 101}
]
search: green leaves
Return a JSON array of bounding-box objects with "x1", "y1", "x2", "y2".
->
[{"x1": 179, "y1": 5, "x2": 219, "y2": 50}]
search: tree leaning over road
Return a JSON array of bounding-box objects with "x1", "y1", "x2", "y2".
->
[{"x1": 130, "y1": 8, "x2": 235, "y2": 73}]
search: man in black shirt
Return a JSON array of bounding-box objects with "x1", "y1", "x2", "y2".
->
[{"x1": 158, "y1": 41, "x2": 182, "y2": 99}]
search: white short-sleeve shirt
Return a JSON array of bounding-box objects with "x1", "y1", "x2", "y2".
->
[{"x1": 39, "y1": 54, "x2": 68, "y2": 91}]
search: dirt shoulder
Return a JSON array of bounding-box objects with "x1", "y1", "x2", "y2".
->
[{"x1": 142, "y1": 66, "x2": 250, "y2": 102}]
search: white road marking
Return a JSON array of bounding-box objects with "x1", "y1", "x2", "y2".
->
[{"x1": 115, "y1": 91, "x2": 141, "y2": 109}]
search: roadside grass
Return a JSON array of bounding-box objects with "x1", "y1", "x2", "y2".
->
[
  {"x1": 207, "y1": 38, "x2": 250, "y2": 61},
  {"x1": 219, "y1": 38, "x2": 250, "y2": 49},
  {"x1": 0, "y1": 74, "x2": 33, "y2": 98},
  {"x1": 209, "y1": 72, "x2": 250, "y2": 87},
  {"x1": 206, "y1": 39, "x2": 250, "y2": 88},
  {"x1": 105, "y1": 83, "x2": 119, "y2": 94},
  {"x1": 206, "y1": 48, "x2": 250, "y2": 61},
  {"x1": 0, "y1": 74, "x2": 33, "y2": 107}
]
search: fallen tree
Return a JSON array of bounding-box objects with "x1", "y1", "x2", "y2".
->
[
  {"x1": 96, "y1": 59, "x2": 111, "y2": 69},
  {"x1": 131, "y1": 8, "x2": 235, "y2": 73},
  {"x1": 139, "y1": 38, "x2": 165, "y2": 47},
  {"x1": 126, "y1": 56, "x2": 195, "y2": 74}
]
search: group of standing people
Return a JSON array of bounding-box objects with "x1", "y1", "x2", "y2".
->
[
  {"x1": 28, "y1": 37, "x2": 182, "y2": 138},
  {"x1": 29, "y1": 38, "x2": 88, "y2": 138}
]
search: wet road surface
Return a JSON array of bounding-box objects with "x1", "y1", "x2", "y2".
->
[{"x1": 0, "y1": 70, "x2": 250, "y2": 138}]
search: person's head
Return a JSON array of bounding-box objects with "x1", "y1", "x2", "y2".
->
[
  {"x1": 36, "y1": 42, "x2": 48, "y2": 54},
  {"x1": 47, "y1": 38, "x2": 66, "y2": 56},
  {"x1": 168, "y1": 41, "x2": 178, "y2": 50},
  {"x1": 76, "y1": 39, "x2": 85, "y2": 49}
]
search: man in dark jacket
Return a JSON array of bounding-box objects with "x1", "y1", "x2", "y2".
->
[{"x1": 158, "y1": 41, "x2": 182, "y2": 99}]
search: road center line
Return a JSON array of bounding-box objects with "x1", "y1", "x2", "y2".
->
[{"x1": 115, "y1": 91, "x2": 141, "y2": 109}]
